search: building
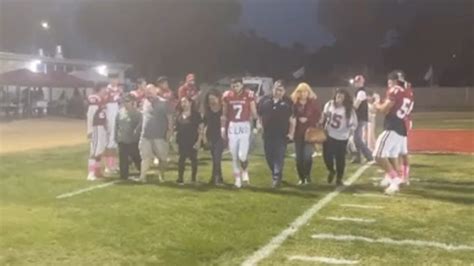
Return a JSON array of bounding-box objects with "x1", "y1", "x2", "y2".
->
[
  {"x1": 0, "y1": 50, "x2": 132, "y2": 118},
  {"x1": 0, "y1": 50, "x2": 131, "y2": 81}
]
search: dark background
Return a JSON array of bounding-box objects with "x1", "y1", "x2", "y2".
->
[{"x1": 1, "y1": 0, "x2": 472, "y2": 86}]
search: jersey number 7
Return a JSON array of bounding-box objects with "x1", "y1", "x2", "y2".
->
[{"x1": 233, "y1": 104, "x2": 243, "y2": 119}]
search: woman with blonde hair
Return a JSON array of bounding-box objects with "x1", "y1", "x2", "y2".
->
[{"x1": 291, "y1": 83, "x2": 321, "y2": 185}]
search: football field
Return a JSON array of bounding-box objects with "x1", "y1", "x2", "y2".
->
[{"x1": 0, "y1": 112, "x2": 473, "y2": 265}]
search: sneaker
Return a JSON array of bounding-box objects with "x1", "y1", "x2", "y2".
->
[
  {"x1": 272, "y1": 180, "x2": 281, "y2": 189},
  {"x1": 297, "y1": 180, "x2": 306, "y2": 185},
  {"x1": 87, "y1": 172, "x2": 97, "y2": 181},
  {"x1": 132, "y1": 176, "x2": 146, "y2": 183},
  {"x1": 234, "y1": 177, "x2": 242, "y2": 188},
  {"x1": 242, "y1": 171, "x2": 250, "y2": 184},
  {"x1": 384, "y1": 177, "x2": 402, "y2": 195},
  {"x1": 327, "y1": 171, "x2": 335, "y2": 184},
  {"x1": 380, "y1": 175, "x2": 391, "y2": 187},
  {"x1": 351, "y1": 158, "x2": 361, "y2": 164},
  {"x1": 157, "y1": 173, "x2": 164, "y2": 183}
]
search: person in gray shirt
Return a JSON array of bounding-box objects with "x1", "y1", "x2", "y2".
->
[
  {"x1": 115, "y1": 93, "x2": 142, "y2": 180},
  {"x1": 135, "y1": 84, "x2": 174, "y2": 183}
]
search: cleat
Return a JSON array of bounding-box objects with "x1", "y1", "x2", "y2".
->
[
  {"x1": 336, "y1": 179, "x2": 344, "y2": 187},
  {"x1": 380, "y1": 175, "x2": 391, "y2": 187},
  {"x1": 87, "y1": 173, "x2": 97, "y2": 181},
  {"x1": 242, "y1": 171, "x2": 250, "y2": 184},
  {"x1": 234, "y1": 177, "x2": 242, "y2": 188},
  {"x1": 297, "y1": 180, "x2": 306, "y2": 185},
  {"x1": 384, "y1": 177, "x2": 402, "y2": 195}
]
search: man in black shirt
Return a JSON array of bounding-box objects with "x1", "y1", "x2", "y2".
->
[
  {"x1": 257, "y1": 80, "x2": 295, "y2": 188},
  {"x1": 352, "y1": 75, "x2": 374, "y2": 163}
]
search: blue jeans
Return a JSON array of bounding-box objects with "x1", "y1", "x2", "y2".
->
[
  {"x1": 294, "y1": 138, "x2": 314, "y2": 182},
  {"x1": 263, "y1": 135, "x2": 287, "y2": 181},
  {"x1": 354, "y1": 121, "x2": 373, "y2": 161}
]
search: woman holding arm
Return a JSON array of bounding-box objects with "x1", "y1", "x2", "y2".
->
[
  {"x1": 175, "y1": 97, "x2": 203, "y2": 185},
  {"x1": 322, "y1": 88, "x2": 358, "y2": 186},
  {"x1": 291, "y1": 83, "x2": 321, "y2": 185},
  {"x1": 203, "y1": 90, "x2": 224, "y2": 185}
]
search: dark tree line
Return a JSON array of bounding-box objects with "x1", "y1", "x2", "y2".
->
[{"x1": 1, "y1": 0, "x2": 472, "y2": 85}]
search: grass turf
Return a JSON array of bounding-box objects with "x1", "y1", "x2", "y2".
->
[
  {"x1": 1, "y1": 111, "x2": 473, "y2": 265},
  {"x1": 1, "y1": 145, "x2": 473, "y2": 265}
]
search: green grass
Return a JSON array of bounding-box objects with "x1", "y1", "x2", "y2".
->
[
  {"x1": 1, "y1": 111, "x2": 473, "y2": 265},
  {"x1": 260, "y1": 154, "x2": 474, "y2": 265},
  {"x1": 1, "y1": 144, "x2": 473, "y2": 265},
  {"x1": 412, "y1": 111, "x2": 474, "y2": 129}
]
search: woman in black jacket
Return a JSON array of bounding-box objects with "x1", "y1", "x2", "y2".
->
[
  {"x1": 203, "y1": 89, "x2": 224, "y2": 185},
  {"x1": 175, "y1": 97, "x2": 203, "y2": 185}
]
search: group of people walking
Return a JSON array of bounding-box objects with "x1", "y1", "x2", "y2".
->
[{"x1": 86, "y1": 71, "x2": 413, "y2": 194}]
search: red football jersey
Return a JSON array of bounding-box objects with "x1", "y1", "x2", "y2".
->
[
  {"x1": 106, "y1": 85, "x2": 123, "y2": 103},
  {"x1": 383, "y1": 85, "x2": 414, "y2": 136},
  {"x1": 403, "y1": 84, "x2": 415, "y2": 131},
  {"x1": 222, "y1": 89, "x2": 255, "y2": 122},
  {"x1": 88, "y1": 94, "x2": 107, "y2": 126}
]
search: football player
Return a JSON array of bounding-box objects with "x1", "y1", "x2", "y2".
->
[
  {"x1": 221, "y1": 77, "x2": 258, "y2": 188},
  {"x1": 372, "y1": 70, "x2": 414, "y2": 194},
  {"x1": 86, "y1": 83, "x2": 109, "y2": 181},
  {"x1": 104, "y1": 74, "x2": 123, "y2": 175}
]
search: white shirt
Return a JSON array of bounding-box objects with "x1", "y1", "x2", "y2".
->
[{"x1": 323, "y1": 100, "x2": 357, "y2": 140}]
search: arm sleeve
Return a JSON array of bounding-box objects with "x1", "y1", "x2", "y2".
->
[
  {"x1": 86, "y1": 105, "x2": 98, "y2": 134},
  {"x1": 356, "y1": 91, "x2": 367, "y2": 101},
  {"x1": 306, "y1": 100, "x2": 319, "y2": 126},
  {"x1": 349, "y1": 109, "x2": 358, "y2": 131}
]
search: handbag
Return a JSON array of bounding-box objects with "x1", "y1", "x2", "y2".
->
[{"x1": 304, "y1": 127, "x2": 327, "y2": 144}]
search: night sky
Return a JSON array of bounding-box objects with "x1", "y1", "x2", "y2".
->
[{"x1": 239, "y1": 0, "x2": 334, "y2": 51}]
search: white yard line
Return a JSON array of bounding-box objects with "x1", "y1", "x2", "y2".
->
[
  {"x1": 56, "y1": 180, "x2": 121, "y2": 199},
  {"x1": 311, "y1": 233, "x2": 474, "y2": 251},
  {"x1": 288, "y1": 255, "x2": 359, "y2": 265},
  {"x1": 353, "y1": 193, "x2": 390, "y2": 199},
  {"x1": 326, "y1": 216, "x2": 376, "y2": 223},
  {"x1": 240, "y1": 162, "x2": 374, "y2": 266},
  {"x1": 340, "y1": 204, "x2": 384, "y2": 209}
]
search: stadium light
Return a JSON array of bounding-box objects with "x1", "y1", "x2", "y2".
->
[
  {"x1": 95, "y1": 65, "x2": 108, "y2": 76},
  {"x1": 41, "y1": 20, "x2": 50, "y2": 30},
  {"x1": 27, "y1": 60, "x2": 42, "y2": 73}
]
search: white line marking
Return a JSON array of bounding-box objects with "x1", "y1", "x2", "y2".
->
[
  {"x1": 340, "y1": 204, "x2": 384, "y2": 209},
  {"x1": 240, "y1": 162, "x2": 373, "y2": 266},
  {"x1": 56, "y1": 180, "x2": 120, "y2": 199},
  {"x1": 312, "y1": 233, "x2": 474, "y2": 251},
  {"x1": 370, "y1": 177, "x2": 421, "y2": 182},
  {"x1": 326, "y1": 216, "x2": 376, "y2": 223},
  {"x1": 288, "y1": 255, "x2": 359, "y2": 265},
  {"x1": 353, "y1": 193, "x2": 390, "y2": 198}
]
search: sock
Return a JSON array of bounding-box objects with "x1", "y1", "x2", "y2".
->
[
  {"x1": 234, "y1": 172, "x2": 241, "y2": 180},
  {"x1": 88, "y1": 159, "x2": 96, "y2": 174},
  {"x1": 140, "y1": 159, "x2": 151, "y2": 179},
  {"x1": 403, "y1": 164, "x2": 410, "y2": 179},
  {"x1": 106, "y1": 156, "x2": 116, "y2": 170},
  {"x1": 94, "y1": 160, "x2": 102, "y2": 177},
  {"x1": 388, "y1": 170, "x2": 398, "y2": 179}
]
